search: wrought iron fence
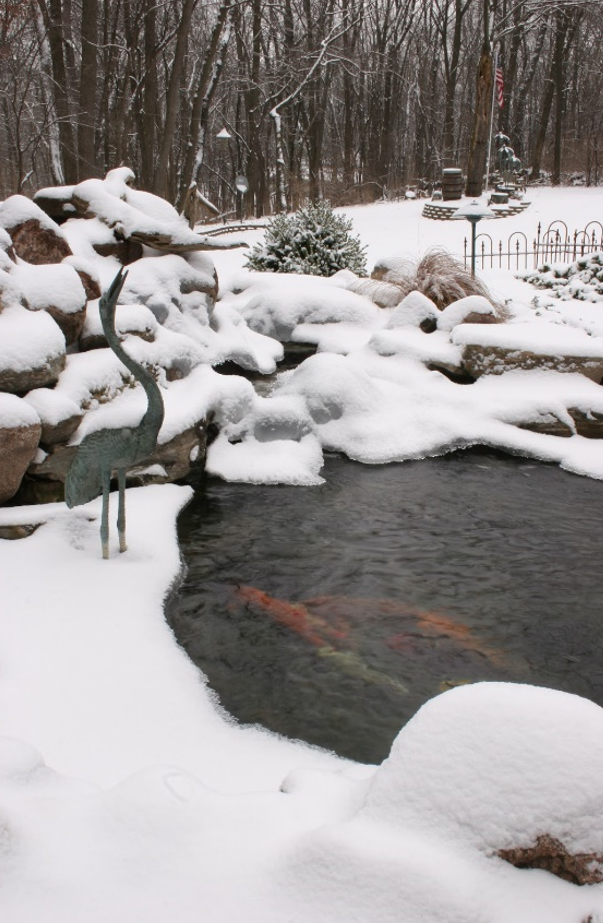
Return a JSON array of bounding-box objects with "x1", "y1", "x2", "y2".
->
[{"x1": 464, "y1": 220, "x2": 603, "y2": 271}]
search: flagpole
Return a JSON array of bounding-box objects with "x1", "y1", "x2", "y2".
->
[{"x1": 484, "y1": 48, "x2": 498, "y2": 194}]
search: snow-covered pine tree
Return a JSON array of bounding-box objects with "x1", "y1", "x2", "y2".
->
[{"x1": 246, "y1": 202, "x2": 367, "y2": 277}]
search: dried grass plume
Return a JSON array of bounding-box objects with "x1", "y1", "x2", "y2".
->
[{"x1": 371, "y1": 247, "x2": 505, "y2": 314}]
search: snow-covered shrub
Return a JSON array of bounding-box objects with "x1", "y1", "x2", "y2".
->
[
  {"x1": 245, "y1": 201, "x2": 367, "y2": 277},
  {"x1": 520, "y1": 251, "x2": 603, "y2": 302}
]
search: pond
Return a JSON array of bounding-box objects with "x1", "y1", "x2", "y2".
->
[{"x1": 167, "y1": 450, "x2": 603, "y2": 764}]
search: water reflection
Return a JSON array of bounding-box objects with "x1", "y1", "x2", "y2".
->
[{"x1": 167, "y1": 450, "x2": 603, "y2": 764}]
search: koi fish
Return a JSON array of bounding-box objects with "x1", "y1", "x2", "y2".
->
[
  {"x1": 317, "y1": 646, "x2": 409, "y2": 695},
  {"x1": 235, "y1": 585, "x2": 349, "y2": 648},
  {"x1": 232, "y1": 586, "x2": 506, "y2": 690},
  {"x1": 305, "y1": 594, "x2": 506, "y2": 667},
  {"x1": 234, "y1": 585, "x2": 408, "y2": 695}
]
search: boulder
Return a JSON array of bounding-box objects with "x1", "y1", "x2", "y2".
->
[
  {"x1": 0, "y1": 394, "x2": 41, "y2": 503},
  {"x1": 386, "y1": 290, "x2": 440, "y2": 333},
  {"x1": 63, "y1": 256, "x2": 102, "y2": 301},
  {"x1": 0, "y1": 305, "x2": 66, "y2": 393},
  {"x1": 363, "y1": 682, "x2": 603, "y2": 873},
  {"x1": 518, "y1": 407, "x2": 603, "y2": 439},
  {"x1": 129, "y1": 421, "x2": 208, "y2": 486},
  {"x1": 499, "y1": 834, "x2": 603, "y2": 886},
  {"x1": 11, "y1": 263, "x2": 87, "y2": 347},
  {"x1": 25, "y1": 419, "x2": 208, "y2": 494},
  {"x1": 0, "y1": 522, "x2": 41, "y2": 540},
  {"x1": 33, "y1": 184, "x2": 79, "y2": 222},
  {"x1": 453, "y1": 323, "x2": 603, "y2": 382},
  {"x1": 25, "y1": 442, "x2": 76, "y2": 485},
  {"x1": 371, "y1": 256, "x2": 416, "y2": 284},
  {"x1": 437, "y1": 295, "x2": 499, "y2": 332},
  {"x1": 23, "y1": 389, "x2": 83, "y2": 446},
  {"x1": 0, "y1": 269, "x2": 23, "y2": 314},
  {"x1": 71, "y1": 174, "x2": 247, "y2": 253},
  {"x1": 79, "y1": 302, "x2": 158, "y2": 352},
  {"x1": 344, "y1": 277, "x2": 405, "y2": 308},
  {"x1": 0, "y1": 227, "x2": 16, "y2": 263},
  {"x1": 92, "y1": 237, "x2": 144, "y2": 266},
  {"x1": 0, "y1": 195, "x2": 72, "y2": 263}
]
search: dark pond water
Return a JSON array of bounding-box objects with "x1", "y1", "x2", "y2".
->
[{"x1": 167, "y1": 450, "x2": 603, "y2": 764}]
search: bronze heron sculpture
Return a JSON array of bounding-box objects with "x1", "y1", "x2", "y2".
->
[{"x1": 65, "y1": 268, "x2": 165, "y2": 558}]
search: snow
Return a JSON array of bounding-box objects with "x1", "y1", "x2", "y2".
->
[
  {"x1": 0, "y1": 391, "x2": 40, "y2": 428},
  {"x1": 2, "y1": 185, "x2": 603, "y2": 921},
  {"x1": 0, "y1": 304, "x2": 65, "y2": 372},
  {"x1": 23, "y1": 388, "x2": 81, "y2": 426},
  {"x1": 11, "y1": 262, "x2": 86, "y2": 314},
  {"x1": 452, "y1": 319, "x2": 603, "y2": 356},
  {"x1": 0, "y1": 193, "x2": 69, "y2": 236}
]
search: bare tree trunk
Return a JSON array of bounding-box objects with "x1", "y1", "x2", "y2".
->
[
  {"x1": 465, "y1": 47, "x2": 493, "y2": 196},
  {"x1": 152, "y1": 0, "x2": 197, "y2": 198},
  {"x1": 139, "y1": 0, "x2": 158, "y2": 189},
  {"x1": 78, "y1": 0, "x2": 98, "y2": 179},
  {"x1": 37, "y1": 0, "x2": 78, "y2": 182},
  {"x1": 176, "y1": 0, "x2": 232, "y2": 211}
]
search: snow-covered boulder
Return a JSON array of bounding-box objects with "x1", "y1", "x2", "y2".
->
[
  {"x1": 0, "y1": 269, "x2": 22, "y2": 314},
  {"x1": 0, "y1": 195, "x2": 72, "y2": 264},
  {"x1": 363, "y1": 682, "x2": 603, "y2": 879},
  {"x1": 371, "y1": 255, "x2": 416, "y2": 283},
  {"x1": 0, "y1": 304, "x2": 66, "y2": 393},
  {"x1": 0, "y1": 226, "x2": 16, "y2": 263},
  {"x1": 238, "y1": 283, "x2": 381, "y2": 343},
  {"x1": 437, "y1": 295, "x2": 499, "y2": 332},
  {"x1": 385, "y1": 290, "x2": 440, "y2": 332},
  {"x1": 80, "y1": 301, "x2": 160, "y2": 352},
  {"x1": 344, "y1": 277, "x2": 406, "y2": 308},
  {"x1": 0, "y1": 393, "x2": 41, "y2": 502},
  {"x1": 454, "y1": 322, "x2": 603, "y2": 381},
  {"x1": 62, "y1": 255, "x2": 102, "y2": 301},
  {"x1": 23, "y1": 389, "x2": 83, "y2": 446},
  {"x1": 10, "y1": 263, "x2": 87, "y2": 346},
  {"x1": 120, "y1": 254, "x2": 216, "y2": 325}
]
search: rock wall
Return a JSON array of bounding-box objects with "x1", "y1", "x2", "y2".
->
[{"x1": 0, "y1": 169, "x2": 224, "y2": 505}]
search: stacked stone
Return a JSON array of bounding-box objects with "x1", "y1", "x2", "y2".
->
[{"x1": 0, "y1": 174, "x2": 219, "y2": 506}]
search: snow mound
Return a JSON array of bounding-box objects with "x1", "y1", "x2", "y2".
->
[
  {"x1": 364, "y1": 681, "x2": 603, "y2": 856},
  {"x1": 11, "y1": 263, "x2": 86, "y2": 314},
  {"x1": 239, "y1": 284, "x2": 381, "y2": 342},
  {"x1": 0, "y1": 392, "x2": 41, "y2": 428},
  {"x1": 0, "y1": 305, "x2": 65, "y2": 373}
]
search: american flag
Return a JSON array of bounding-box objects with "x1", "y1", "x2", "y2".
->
[{"x1": 495, "y1": 66, "x2": 504, "y2": 108}]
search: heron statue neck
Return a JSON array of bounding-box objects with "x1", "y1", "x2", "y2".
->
[{"x1": 99, "y1": 289, "x2": 165, "y2": 434}]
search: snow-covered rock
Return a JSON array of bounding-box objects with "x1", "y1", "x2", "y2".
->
[
  {"x1": 364, "y1": 682, "x2": 603, "y2": 863},
  {"x1": 0, "y1": 393, "x2": 41, "y2": 502},
  {"x1": 454, "y1": 322, "x2": 603, "y2": 380},
  {"x1": 10, "y1": 262, "x2": 87, "y2": 345},
  {"x1": 0, "y1": 304, "x2": 66, "y2": 392},
  {"x1": 0, "y1": 194, "x2": 72, "y2": 264},
  {"x1": 437, "y1": 295, "x2": 499, "y2": 331},
  {"x1": 385, "y1": 290, "x2": 440, "y2": 331},
  {"x1": 23, "y1": 389, "x2": 83, "y2": 445}
]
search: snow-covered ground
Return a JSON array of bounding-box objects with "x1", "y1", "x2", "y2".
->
[{"x1": 2, "y1": 186, "x2": 603, "y2": 922}]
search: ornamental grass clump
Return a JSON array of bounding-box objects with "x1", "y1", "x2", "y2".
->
[
  {"x1": 375, "y1": 248, "x2": 498, "y2": 310},
  {"x1": 246, "y1": 201, "x2": 367, "y2": 277}
]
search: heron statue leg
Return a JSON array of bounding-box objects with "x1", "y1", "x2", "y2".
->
[
  {"x1": 117, "y1": 468, "x2": 127, "y2": 553},
  {"x1": 101, "y1": 469, "x2": 111, "y2": 560}
]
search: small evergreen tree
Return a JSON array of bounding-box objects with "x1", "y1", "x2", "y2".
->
[{"x1": 245, "y1": 201, "x2": 367, "y2": 277}]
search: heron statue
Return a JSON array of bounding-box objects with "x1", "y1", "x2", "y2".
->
[{"x1": 65, "y1": 268, "x2": 165, "y2": 559}]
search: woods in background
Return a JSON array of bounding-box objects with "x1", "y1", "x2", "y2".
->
[{"x1": 1, "y1": 0, "x2": 601, "y2": 216}]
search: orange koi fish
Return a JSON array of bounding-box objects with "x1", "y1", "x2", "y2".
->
[
  {"x1": 234, "y1": 585, "x2": 349, "y2": 648},
  {"x1": 305, "y1": 594, "x2": 505, "y2": 666}
]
